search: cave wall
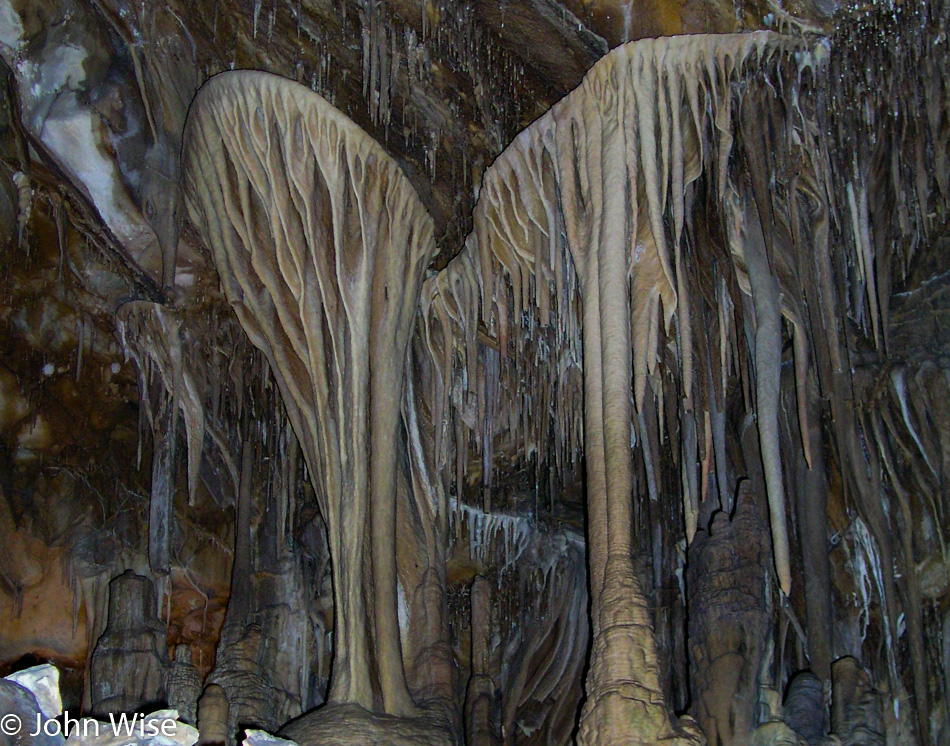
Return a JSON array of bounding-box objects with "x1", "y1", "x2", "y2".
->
[{"x1": 0, "y1": 0, "x2": 949, "y2": 744}]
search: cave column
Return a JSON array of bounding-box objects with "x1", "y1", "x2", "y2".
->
[
  {"x1": 573, "y1": 112, "x2": 695, "y2": 746},
  {"x1": 181, "y1": 71, "x2": 436, "y2": 720}
]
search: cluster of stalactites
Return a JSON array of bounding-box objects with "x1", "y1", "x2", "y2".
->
[
  {"x1": 358, "y1": 0, "x2": 399, "y2": 129},
  {"x1": 824, "y1": 0, "x2": 950, "y2": 355},
  {"x1": 116, "y1": 302, "x2": 307, "y2": 555},
  {"x1": 421, "y1": 31, "x2": 818, "y2": 592},
  {"x1": 420, "y1": 243, "x2": 585, "y2": 516},
  {"x1": 117, "y1": 302, "x2": 206, "y2": 508}
]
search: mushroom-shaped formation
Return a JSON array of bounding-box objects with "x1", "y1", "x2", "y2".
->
[
  {"x1": 421, "y1": 31, "x2": 815, "y2": 745},
  {"x1": 181, "y1": 71, "x2": 438, "y2": 718}
]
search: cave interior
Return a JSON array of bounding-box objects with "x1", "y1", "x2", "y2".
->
[{"x1": 0, "y1": 0, "x2": 949, "y2": 744}]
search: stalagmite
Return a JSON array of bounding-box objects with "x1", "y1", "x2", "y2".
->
[
  {"x1": 89, "y1": 572, "x2": 169, "y2": 717},
  {"x1": 690, "y1": 483, "x2": 773, "y2": 743},
  {"x1": 197, "y1": 684, "x2": 230, "y2": 746},
  {"x1": 782, "y1": 671, "x2": 827, "y2": 743},
  {"x1": 166, "y1": 646, "x2": 202, "y2": 726},
  {"x1": 181, "y1": 70, "x2": 441, "y2": 728},
  {"x1": 831, "y1": 657, "x2": 886, "y2": 746}
]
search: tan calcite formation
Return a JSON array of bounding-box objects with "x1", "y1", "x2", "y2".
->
[
  {"x1": 422, "y1": 32, "x2": 808, "y2": 745},
  {"x1": 197, "y1": 684, "x2": 230, "y2": 746},
  {"x1": 181, "y1": 72, "x2": 438, "y2": 718}
]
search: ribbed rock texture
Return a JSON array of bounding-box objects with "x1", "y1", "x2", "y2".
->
[{"x1": 181, "y1": 70, "x2": 447, "y2": 738}]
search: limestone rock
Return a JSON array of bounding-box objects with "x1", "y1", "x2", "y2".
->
[
  {"x1": 0, "y1": 677, "x2": 63, "y2": 746},
  {"x1": 4, "y1": 665, "x2": 62, "y2": 719}
]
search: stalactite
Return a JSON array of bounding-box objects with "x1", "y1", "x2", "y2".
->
[
  {"x1": 358, "y1": 0, "x2": 395, "y2": 129},
  {"x1": 117, "y1": 303, "x2": 206, "y2": 506},
  {"x1": 724, "y1": 183, "x2": 791, "y2": 594}
]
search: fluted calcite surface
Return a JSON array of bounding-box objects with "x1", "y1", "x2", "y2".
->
[
  {"x1": 422, "y1": 31, "x2": 817, "y2": 744},
  {"x1": 182, "y1": 71, "x2": 438, "y2": 717}
]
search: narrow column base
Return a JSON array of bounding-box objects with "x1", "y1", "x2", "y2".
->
[{"x1": 579, "y1": 554, "x2": 705, "y2": 746}]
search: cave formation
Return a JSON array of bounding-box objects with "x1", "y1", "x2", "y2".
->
[{"x1": 0, "y1": 0, "x2": 948, "y2": 745}]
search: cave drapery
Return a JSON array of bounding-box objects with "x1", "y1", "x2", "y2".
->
[{"x1": 1, "y1": 0, "x2": 949, "y2": 745}]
